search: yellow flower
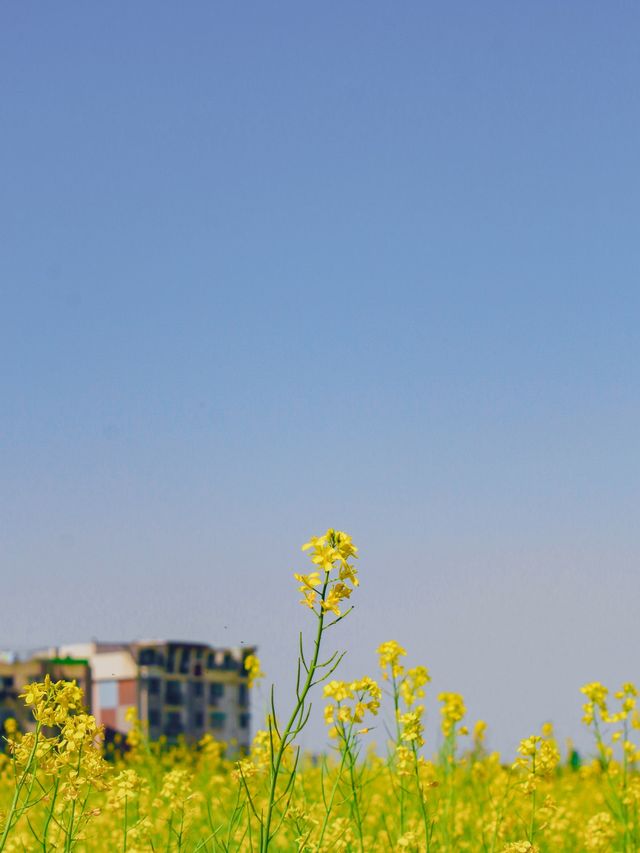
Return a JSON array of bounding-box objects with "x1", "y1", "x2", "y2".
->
[
  {"x1": 473, "y1": 720, "x2": 487, "y2": 747},
  {"x1": 584, "y1": 812, "x2": 615, "y2": 851},
  {"x1": 518, "y1": 736, "x2": 542, "y2": 757},
  {"x1": 321, "y1": 583, "x2": 352, "y2": 616},
  {"x1": 395, "y1": 744, "x2": 413, "y2": 776},
  {"x1": 323, "y1": 681, "x2": 354, "y2": 702},
  {"x1": 338, "y1": 562, "x2": 359, "y2": 587},
  {"x1": 400, "y1": 666, "x2": 431, "y2": 707},
  {"x1": 351, "y1": 676, "x2": 382, "y2": 701},
  {"x1": 294, "y1": 571, "x2": 321, "y2": 590},
  {"x1": 377, "y1": 640, "x2": 407, "y2": 680},
  {"x1": 3, "y1": 718, "x2": 18, "y2": 736},
  {"x1": 398, "y1": 707, "x2": 425, "y2": 746},
  {"x1": 302, "y1": 529, "x2": 358, "y2": 571},
  {"x1": 324, "y1": 677, "x2": 380, "y2": 737},
  {"x1": 293, "y1": 571, "x2": 322, "y2": 608},
  {"x1": 232, "y1": 758, "x2": 257, "y2": 782},
  {"x1": 337, "y1": 706, "x2": 352, "y2": 724},
  {"x1": 20, "y1": 676, "x2": 85, "y2": 727},
  {"x1": 397, "y1": 830, "x2": 423, "y2": 850},
  {"x1": 438, "y1": 692, "x2": 466, "y2": 737},
  {"x1": 297, "y1": 529, "x2": 359, "y2": 614},
  {"x1": 581, "y1": 682, "x2": 608, "y2": 708},
  {"x1": 244, "y1": 654, "x2": 265, "y2": 688}
]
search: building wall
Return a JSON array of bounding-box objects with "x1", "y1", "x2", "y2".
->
[{"x1": 135, "y1": 642, "x2": 253, "y2": 750}]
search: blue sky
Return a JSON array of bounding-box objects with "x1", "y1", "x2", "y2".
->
[{"x1": 2, "y1": 2, "x2": 639, "y2": 754}]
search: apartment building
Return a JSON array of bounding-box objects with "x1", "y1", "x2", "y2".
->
[{"x1": 0, "y1": 640, "x2": 254, "y2": 751}]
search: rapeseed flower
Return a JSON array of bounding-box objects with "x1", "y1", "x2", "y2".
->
[
  {"x1": 377, "y1": 640, "x2": 407, "y2": 680},
  {"x1": 400, "y1": 666, "x2": 431, "y2": 708},
  {"x1": 244, "y1": 653, "x2": 264, "y2": 688},
  {"x1": 398, "y1": 706, "x2": 425, "y2": 747},
  {"x1": 296, "y1": 529, "x2": 359, "y2": 616},
  {"x1": 438, "y1": 692, "x2": 467, "y2": 738}
]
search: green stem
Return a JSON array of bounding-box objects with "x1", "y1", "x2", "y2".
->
[
  {"x1": 123, "y1": 794, "x2": 128, "y2": 852},
  {"x1": 391, "y1": 671, "x2": 405, "y2": 834},
  {"x1": 412, "y1": 743, "x2": 431, "y2": 852},
  {"x1": 0, "y1": 722, "x2": 42, "y2": 852},
  {"x1": 528, "y1": 753, "x2": 536, "y2": 845},
  {"x1": 347, "y1": 741, "x2": 365, "y2": 853},
  {"x1": 63, "y1": 743, "x2": 84, "y2": 853},
  {"x1": 260, "y1": 578, "x2": 329, "y2": 852},
  {"x1": 316, "y1": 730, "x2": 352, "y2": 847},
  {"x1": 42, "y1": 777, "x2": 60, "y2": 852}
]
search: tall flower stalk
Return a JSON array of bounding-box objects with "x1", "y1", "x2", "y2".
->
[{"x1": 255, "y1": 529, "x2": 359, "y2": 853}]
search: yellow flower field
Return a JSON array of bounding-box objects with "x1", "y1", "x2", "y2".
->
[{"x1": 1, "y1": 531, "x2": 638, "y2": 852}]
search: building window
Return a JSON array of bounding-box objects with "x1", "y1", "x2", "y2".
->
[
  {"x1": 147, "y1": 678, "x2": 161, "y2": 696},
  {"x1": 165, "y1": 711, "x2": 183, "y2": 736},
  {"x1": 222, "y1": 653, "x2": 237, "y2": 671},
  {"x1": 193, "y1": 681, "x2": 203, "y2": 698},
  {"x1": 139, "y1": 648, "x2": 156, "y2": 666},
  {"x1": 210, "y1": 711, "x2": 226, "y2": 730},
  {"x1": 238, "y1": 684, "x2": 248, "y2": 707},
  {"x1": 165, "y1": 681, "x2": 183, "y2": 705},
  {"x1": 148, "y1": 709, "x2": 161, "y2": 727},
  {"x1": 179, "y1": 650, "x2": 191, "y2": 675},
  {"x1": 239, "y1": 713, "x2": 250, "y2": 730},
  {"x1": 209, "y1": 683, "x2": 224, "y2": 704},
  {"x1": 194, "y1": 711, "x2": 204, "y2": 727},
  {"x1": 194, "y1": 663, "x2": 203, "y2": 677}
]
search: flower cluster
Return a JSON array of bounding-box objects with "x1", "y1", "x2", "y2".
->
[
  {"x1": 108, "y1": 768, "x2": 147, "y2": 810},
  {"x1": 584, "y1": 812, "x2": 616, "y2": 851},
  {"x1": 581, "y1": 682, "x2": 609, "y2": 726},
  {"x1": 294, "y1": 529, "x2": 359, "y2": 616},
  {"x1": 400, "y1": 666, "x2": 431, "y2": 708},
  {"x1": 473, "y1": 719, "x2": 487, "y2": 750},
  {"x1": 21, "y1": 675, "x2": 84, "y2": 726},
  {"x1": 323, "y1": 677, "x2": 381, "y2": 737},
  {"x1": 3, "y1": 675, "x2": 110, "y2": 845},
  {"x1": 579, "y1": 680, "x2": 640, "y2": 768},
  {"x1": 377, "y1": 640, "x2": 407, "y2": 680},
  {"x1": 394, "y1": 744, "x2": 415, "y2": 777},
  {"x1": 438, "y1": 691, "x2": 467, "y2": 738},
  {"x1": 398, "y1": 707, "x2": 425, "y2": 748},
  {"x1": 603, "y1": 682, "x2": 639, "y2": 729},
  {"x1": 512, "y1": 734, "x2": 560, "y2": 793},
  {"x1": 579, "y1": 681, "x2": 639, "y2": 726},
  {"x1": 244, "y1": 653, "x2": 265, "y2": 688}
]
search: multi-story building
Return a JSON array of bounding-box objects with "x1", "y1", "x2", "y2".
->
[{"x1": 0, "y1": 640, "x2": 254, "y2": 751}]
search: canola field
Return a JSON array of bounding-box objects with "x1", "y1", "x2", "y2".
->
[{"x1": 1, "y1": 530, "x2": 638, "y2": 852}]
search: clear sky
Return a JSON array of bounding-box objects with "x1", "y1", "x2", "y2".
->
[{"x1": 2, "y1": 2, "x2": 639, "y2": 756}]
